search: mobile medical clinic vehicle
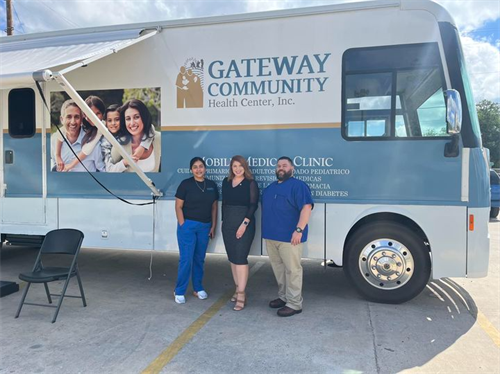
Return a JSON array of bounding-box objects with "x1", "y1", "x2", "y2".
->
[{"x1": 0, "y1": 0, "x2": 491, "y2": 303}]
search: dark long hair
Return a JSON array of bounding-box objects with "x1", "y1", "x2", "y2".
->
[
  {"x1": 82, "y1": 95, "x2": 105, "y2": 146},
  {"x1": 119, "y1": 99, "x2": 154, "y2": 145}
]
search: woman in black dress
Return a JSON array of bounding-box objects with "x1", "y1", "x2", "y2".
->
[{"x1": 222, "y1": 155, "x2": 259, "y2": 311}]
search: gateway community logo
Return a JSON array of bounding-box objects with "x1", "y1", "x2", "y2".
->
[
  {"x1": 176, "y1": 54, "x2": 331, "y2": 109},
  {"x1": 176, "y1": 58, "x2": 204, "y2": 109}
]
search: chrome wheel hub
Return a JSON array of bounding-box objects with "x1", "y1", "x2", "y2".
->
[{"x1": 358, "y1": 239, "x2": 414, "y2": 290}]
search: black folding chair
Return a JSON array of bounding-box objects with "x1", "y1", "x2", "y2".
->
[{"x1": 15, "y1": 229, "x2": 87, "y2": 323}]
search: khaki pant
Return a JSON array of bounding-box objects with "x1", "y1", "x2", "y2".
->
[{"x1": 265, "y1": 239, "x2": 303, "y2": 310}]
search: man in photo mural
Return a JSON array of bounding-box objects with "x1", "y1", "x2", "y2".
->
[
  {"x1": 54, "y1": 99, "x2": 105, "y2": 172},
  {"x1": 262, "y1": 156, "x2": 313, "y2": 317}
]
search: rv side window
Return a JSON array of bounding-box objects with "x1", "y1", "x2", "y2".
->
[
  {"x1": 342, "y1": 44, "x2": 447, "y2": 140},
  {"x1": 8, "y1": 88, "x2": 36, "y2": 138}
]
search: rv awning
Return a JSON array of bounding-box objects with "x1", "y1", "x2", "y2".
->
[
  {"x1": 0, "y1": 27, "x2": 162, "y2": 197},
  {"x1": 0, "y1": 28, "x2": 157, "y2": 88}
]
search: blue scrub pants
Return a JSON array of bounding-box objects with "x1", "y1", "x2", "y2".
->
[{"x1": 175, "y1": 219, "x2": 211, "y2": 295}]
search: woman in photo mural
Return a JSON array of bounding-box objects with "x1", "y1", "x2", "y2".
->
[
  {"x1": 110, "y1": 98, "x2": 161, "y2": 173},
  {"x1": 174, "y1": 157, "x2": 218, "y2": 304},
  {"x1": 54, "y1": 95, "x2": 105, "y2": 172},
  {"x1": 221, "y1": 155, "x2": 259, "y2": 311}
]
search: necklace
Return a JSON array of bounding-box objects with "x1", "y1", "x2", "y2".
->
[
  {"x1": 232, "y1": 177, "x2": 244, "y2": 188},
  {"x1": 195, "y1": 178, "x2": 206, "y2": 193}
]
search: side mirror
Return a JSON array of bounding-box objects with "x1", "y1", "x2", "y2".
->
[{"x1": 445, "y1": 89, "x2": 462, "y2": 135}]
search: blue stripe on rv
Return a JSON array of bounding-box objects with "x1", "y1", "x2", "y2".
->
[{"x1": 2, "y1": 128, "x2": 489, "y2": 207}]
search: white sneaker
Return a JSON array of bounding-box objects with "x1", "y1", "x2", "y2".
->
[
  {"x1": 174, "y1": 294, "x2": 186, "y2": 304},
  {"x1": 193, "y1": 290, "x2": 208, "y2": 300}
]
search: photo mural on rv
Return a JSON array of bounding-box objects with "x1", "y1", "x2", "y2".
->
[{"x1": 50, "y1": 88, "x2": 162, "y2": 173}]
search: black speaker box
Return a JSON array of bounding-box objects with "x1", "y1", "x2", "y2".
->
[{"x1": 0, "y1": 281, "x2": 19, "y2": 297}]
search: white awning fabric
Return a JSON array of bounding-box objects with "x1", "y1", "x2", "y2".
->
[{"x1": 0, "y1": 28, "x2": 156, "y2": 88}]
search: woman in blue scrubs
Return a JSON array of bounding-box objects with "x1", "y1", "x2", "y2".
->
[{"x1": 174, "y1": 157, "x2": 218, "y2": 304}]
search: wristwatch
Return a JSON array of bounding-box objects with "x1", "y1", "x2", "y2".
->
[{"x1": 295, "y1": 227, "x2": 303, "y2": 233}]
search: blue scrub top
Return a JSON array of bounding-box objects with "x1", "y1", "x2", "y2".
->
[{"x1": 262, "y1": 177, "x2": 314, "y2": 243}]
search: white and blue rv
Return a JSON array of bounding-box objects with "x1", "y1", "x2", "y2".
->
[{"x1": 0, "y1": 0, "x2": 491, "y2": 303}]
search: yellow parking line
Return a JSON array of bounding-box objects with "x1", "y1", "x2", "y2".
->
[
  {"x1": 142, "y1": 261, "x2": 265, "y2": 374},
  {"x1": 477, "y1": 310, "x2": 500, "y2": 347},
  {"x1": 141, "y1": 289, "x2": 234, "y2": 374}
]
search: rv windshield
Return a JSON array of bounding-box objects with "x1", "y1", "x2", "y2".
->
[
  {"x1": 455, "y1": 31, "x2": 482, "y2": 144},
  {"x1": 439, "y1": 22, "x2": 482, "y2": 147}
]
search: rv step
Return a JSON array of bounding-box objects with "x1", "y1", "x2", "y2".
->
[
  {"x1": 3, "y1": 234, "x2": 44, "y2": 247},
  {"x1": 0, "y1": 281, "x2": 19, "y2": 298}
]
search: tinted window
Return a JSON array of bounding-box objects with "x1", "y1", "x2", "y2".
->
[
  {"x1": 491, "y1": 170, "x2": 500, "y2": 185},
  {"x1": 416, "y1": 89, "x2": 447, "y2": 136},
  {"x1": 8, "y1": 88, "x2": 36, "y2": 138},
  {"x1": 345, "y1": 72, "x2": 392, "y2": 137},
  {"x1": 397, "y1": 70, "x2": 447, "y2": 137},
  {"x1": 343, "y1": 44, "x2": 447, "y2": 140}
]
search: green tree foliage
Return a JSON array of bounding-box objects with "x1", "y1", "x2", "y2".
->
[
  {"x1": 123, "y1": 88, "x2": 161, "y2": 129},
  {"x1": 477, "y1": 100, "x2": 500, "y2": 167},
  {"x1": 50, "y1": 92, "x2": 66, "y2": 131},
  {"x1": 423, "y1": 128, "x2": 447, "y2": 137}
]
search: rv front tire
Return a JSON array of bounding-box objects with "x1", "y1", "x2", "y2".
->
[{"x1": 344, "y1": 222, "x2": 431, "y2": 304}]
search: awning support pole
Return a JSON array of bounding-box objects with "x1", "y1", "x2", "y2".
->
[{"x1": 51, "y1": 72, "x2": 163, "y2": 197}]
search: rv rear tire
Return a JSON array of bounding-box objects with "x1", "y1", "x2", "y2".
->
[{"x1": 344, "y1": 222, "x2": 431, "y2": 304}]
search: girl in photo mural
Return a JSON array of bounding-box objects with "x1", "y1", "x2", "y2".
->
[
  {"x1": 104, "y1": 104, "x2": 121, "y2": 136},
  {"x1": 100, "y1": 104, "x2": 130, "y2": 173},
  {"x1": 110, "y1": 99, "x2": 161, "y2": 173},
  {"x1": 54, "y1": 95, "x2": 105, "y2": 172}
]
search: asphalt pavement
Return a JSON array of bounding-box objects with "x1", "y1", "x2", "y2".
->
[{"x1": 0, "y1": 219, "x2": 498, "y2": 374}]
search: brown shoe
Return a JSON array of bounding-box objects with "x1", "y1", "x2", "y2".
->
[
  {"x1": 269, "y1": 298, "x2": 286, "y2": 309},
  {"x1": 277, "y1": 306, "x2": 302, "y2": 317},
  {"x1": 230, "y1": 287, "x2": 238, "y2": 302},
  {"x1": 233, "y1": 292, "x2": 246, "y2": 311}
]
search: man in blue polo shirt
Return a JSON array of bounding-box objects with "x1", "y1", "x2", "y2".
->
[{"x1": 262, "y1": 156, "x2": 313, "y2": 317}]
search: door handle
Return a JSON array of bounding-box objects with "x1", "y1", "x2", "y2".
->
[{"x1": 5, "y1": 150, "x2": 14, "y2": 164}]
